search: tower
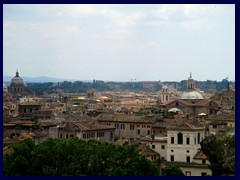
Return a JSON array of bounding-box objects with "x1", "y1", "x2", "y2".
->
[{"x1": 187, "y1": 72, "x2": 195, "y2": 91}]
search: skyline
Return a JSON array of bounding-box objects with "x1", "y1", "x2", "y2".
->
[{"x1": 3, "y1": 4, "x2": 235, "y2": 82}]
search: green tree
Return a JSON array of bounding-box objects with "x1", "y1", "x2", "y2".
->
[
  {"x1": 200, "y1": 133, "x2": 235, "y2": 176},
  {"x1": 4, "y1": 138, "x2": 159, "y2": 176},
  {"x1": 4, "y1": 138, "x2": 35, "y2": 176},
  {"x1": 162, "y1": 164, "x2": 184, "y2": 176}
]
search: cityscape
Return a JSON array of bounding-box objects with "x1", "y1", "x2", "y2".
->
[{"x1": 3, "y1": 4, "x2": 235, "y2": 176}]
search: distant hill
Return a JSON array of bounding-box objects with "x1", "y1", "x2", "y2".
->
[{"x1": 3, "y1": 75, "x2": 82, "y2": 83}]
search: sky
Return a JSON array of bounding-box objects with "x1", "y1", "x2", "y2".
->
[{"x1": 3, "y1": 4, "x2": 235, "y2": 82}]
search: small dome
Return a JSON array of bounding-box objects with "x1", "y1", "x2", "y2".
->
[
  {"x1": 180, "y1": 91, "x2": 203, "y2": 99},
  {"x1": 10, "y1": 71, "x2": 24, "y2": 86},
  {"x1": 162, "y1": 86, "x2": 168, "y2": 89}
]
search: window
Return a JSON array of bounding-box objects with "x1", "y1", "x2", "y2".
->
[
  {"x1": 186, "y1": 150, "x2": 189, "y2": 153},
  {"x1": 176, "y1": 102, "x2": 179, "y2": 106},
  {"x1": 130, "y1": 124, "x2": 134, "y2": 130},
  {"x1": 147, "y1": 130, "x2": 150, "y2": 135},
  {"x1": 194, "y1": 138, "x2": 196, "y2": 144},
  {"x1": 186, "y1": 156, "x2": 190, "y2": 163},
  {"x1": 202, "y1": 159, "x2": 206, "y2": 164},
  {"x1": 198, "y1": 133, "x2": 200, "y2": 144},
  {"x1": 60, "y1": 134, "x2": 63, "y2": 138},
  {"x1": 171, "y1": 137, "x2": 174, "y2": 144},
  {"x1": 138, "y1": 129, "x2": 140, "y2": 135},
  {"x1": 161, "y1": 145, "x2": 165, "y2": 149},
  {"x1": 97, "y1": 132, "x2": 105, "y2": 137},
  {"x1": 201, "y1": 172, "x2": 207, "y2": 176},
  {"x1": 110, "y1": 132, "x2": 113, "y2": 139},
  {"x1": 186, "y1": 137, "x2": 190, "y2": 145},
  {"x1": 171, "y1": 149, "x2": 174, "y2": 152},
  {"x1": 178, "y1": 133, "x2": 183, "y2": 144},
  {"x1": 83, "y1": 134, "x2": 86, "y2": 139},
  {"x1": 170, "y1": 155, "x2": 174, "y2": 162},
  {"x1": 152, "y1": 145, "x2": 155, "y2": 149},
  {"x1": 66, "y1": 134, "x2": 68, "y2": 139},
  {"x1": 120, "y1": 124, "x2": 125, "y2": 129},
  {"x1": 185, "y1": 171, "x2": 191, "y2": 176}
]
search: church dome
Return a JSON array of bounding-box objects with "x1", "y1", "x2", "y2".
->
[
  {"x1": 10, "y1": 71, "x2": 24, "y2": 86},
  {"x1": 180, "y1": 91, "x2": 203, "y2": 99}
]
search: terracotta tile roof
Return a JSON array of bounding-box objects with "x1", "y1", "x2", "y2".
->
[
  {"x1": 195, "y1": 99, "x2": 220, "y2": 107},
  {"x1": 97, "y1": 114, "x2": 158, "y2": 123},
  {"x1": 207, "y1": 113, "x2": 235, "y2": 121},
  {"x1": 160, "y1": 99, "x2": 176, "y2": 106},
  {"x1": 73, "y1": 122, "x2": 115, "y2": 131},
  {"x1": 167, "y1": 122, "x2": 205, "y2": 130},
  {"x1": 137, "y1": 144, "x2": 160, "y2": 157},
  {"x1": 193, "y1": 151, "x2": 208, "y2": 160}
]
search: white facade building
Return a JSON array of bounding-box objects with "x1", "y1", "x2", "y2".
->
[{"x1": 166, "y1": 122, "x2": 212, "y2": 176}]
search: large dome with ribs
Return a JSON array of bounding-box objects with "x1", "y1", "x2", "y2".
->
[
  {"x1": 180, "y1": 91, "x2": 203, "y2": 99},
  {"x1": 10, "y1": 71, "x2": 24, "y2": 86}
]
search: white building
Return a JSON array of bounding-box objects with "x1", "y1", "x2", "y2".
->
[{"x1": 166, "y1": 122, "x2": 212, "y2": 176}]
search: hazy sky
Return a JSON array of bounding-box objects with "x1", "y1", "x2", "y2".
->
[{"x1": 3, "y1": 4, "x2": 235, "y2": 82}]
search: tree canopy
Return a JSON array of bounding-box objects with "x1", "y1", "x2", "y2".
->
[
  {"x1": 200, "y1": 133, "x2": 235, "y2": 176},
  {"x1": 4, "y1": 138, "x2": 159, "y2": 176},
  {"x1": 161, "y1": 164, "x2": 184, "y2": 176}
]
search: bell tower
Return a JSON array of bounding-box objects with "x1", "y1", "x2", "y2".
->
[{"x1": 187, "y1": 72, "x2": 195, "y2": 91}]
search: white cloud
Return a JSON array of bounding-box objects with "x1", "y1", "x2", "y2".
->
[
  {"x1": 102, "y1": 9, "x2": 146, "y2": 28},
  {"x1": 139, "y1": 41, "x2": 158, "y2": 49},
  {"x1": 154, "y1": 4, "x2": 223, "y2": 29},
  {"x1": 180, "y1": 19, "x2": 216, "y2": 29},
  {"x1": 67, "y1": 4, "x2": 96, "y2": 16},
  {"x1": 109, "y1": 29, "x2": 132, "y2": 40}
]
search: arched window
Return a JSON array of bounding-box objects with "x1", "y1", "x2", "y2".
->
[
  {"x1": 83, "y1": 134, "x2": 86, "y2": 139},
  {"x1": 176, "y1": 102, "x2": 179, "y2": 106},
  {"x1": 178, "y1": 133, "x2": 183, "y2": 144}
]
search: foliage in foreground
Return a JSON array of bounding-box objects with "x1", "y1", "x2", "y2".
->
[
  {"x1": 201, "y1": 133, "x2": 235, "y2": 176},
  {"x1": 4, "y1": 138, "x2": 159, "y2": 176},
  {"x1": 162, "y1": 164, "x2": 184, "y2": 176}
]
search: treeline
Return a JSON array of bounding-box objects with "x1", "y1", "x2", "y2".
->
[
  {"x1": 26, "y1": 79, "x2": 234, "y2": 95},
  {"x1": 4, "y1": 138, "x2": 159, "y2": 176}
]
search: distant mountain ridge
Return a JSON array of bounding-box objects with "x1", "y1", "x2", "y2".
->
[{"x1": 3, "y1": 75, "x2": 81, "y2": 83}]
